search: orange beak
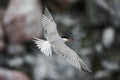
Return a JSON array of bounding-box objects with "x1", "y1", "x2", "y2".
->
[{"x1": 68, "y1": 38, "x2": 72, "y2": 42}]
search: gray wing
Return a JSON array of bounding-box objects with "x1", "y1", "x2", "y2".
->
[
  {"x1": 42, "y1": 6, "x2": 60, "y2": 40},
  {"x1": 42, "y1": 8, "x2": 91, "y2": 72},
  {"x1": 52, "y1": 39, "x2": 91, "y2": 72},
  {"x1": 42, "y1": 15, "x2": 60, "y2": 41},
  {"x1": 44, "y1": 7, "x2": 54, "y2": 21}
]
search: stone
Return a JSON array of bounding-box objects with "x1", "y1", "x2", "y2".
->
[
  {"x1": 3, "y1": 0, "x2": 43, "y2": 43},
  {"x1": 102, "y1": 27, "x2": 115, "y2": 48},
  {"x1": 0, "y1": 23, "x2": 5, "y2": 51},
  {"x1": 7, "y1": 43, "x2": 25, "y2": 55},
  {"x1": 0, "y1": 68, "x2": 30, "y2": 80},
  {"x1": 7, "y1": 57, "x2": 24, "y2": 68}
]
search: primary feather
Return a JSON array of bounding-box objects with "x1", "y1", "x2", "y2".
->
[{"x1": 52, "y1": 38, "x2": 91, "y2": 72}]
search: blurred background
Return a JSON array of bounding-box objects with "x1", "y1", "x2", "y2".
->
[{"x1": 0, "y1": 0, "x2": 120, "y2": 80}]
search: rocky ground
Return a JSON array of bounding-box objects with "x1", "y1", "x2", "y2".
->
[{"x1": 0, "y1": 0, "x2": 120, "y2": 80}]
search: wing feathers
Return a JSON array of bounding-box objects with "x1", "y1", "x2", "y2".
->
[
  {"x1": 79, "y1": 59, "x2": 92, "y2": 72},
  {"x1": 37, "y1": 7, "x2": 91, "y2": 72},
  {"x1": 53, "y1": 42, "x2": 91, "y2": 73},
  {"x1": 44, "y1": 7, "x2": 54, "y2": 21},
  {"x1": 33, "y1": 37, "x2": 52, "y2": 57}
]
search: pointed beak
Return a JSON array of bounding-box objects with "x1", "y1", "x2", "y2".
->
[{"x1": 68, "y1": 38, "x2": 72, "y2": 42}]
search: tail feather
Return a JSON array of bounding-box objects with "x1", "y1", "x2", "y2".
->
[{"x1": 33, "y1": 37, "x2": 52, "y2": 57}]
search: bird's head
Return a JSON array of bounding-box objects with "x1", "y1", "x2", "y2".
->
[{"x1": 61, "y1": 36, "x2": 72, "y2": 42}]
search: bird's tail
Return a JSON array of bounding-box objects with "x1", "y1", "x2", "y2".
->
[{"x1": 33, "y1": 37, "x2": 52, "y2": 57}]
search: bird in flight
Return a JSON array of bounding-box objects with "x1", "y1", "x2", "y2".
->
[{"x1": 33, "y1": 7, "x2": 91, "y2": 73}]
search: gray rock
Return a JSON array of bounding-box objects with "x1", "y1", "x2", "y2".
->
[
  {"x1": 7, "y1": 57, "x2": 24, "y2": 68},
  {"x1": 0, "y1": 68, "x2": 30, "y2": 80},
  {"x1": 0, "y1": 24, "x2": 5, "y2": 51},
  {"x1": 24, "y1": 54, "x2": 35, "y2": 65},
  {"x1": 102, "y1": 27, "x2": 115, "y2": 48},
  {"x1": 34, "y1": 54, "x2": 59, "y2": 80},
  {"x1": 7, "y1": 43, "x2": 25, "y2": 55},
  {"x1": 95, "y1": 43, "x2": 103, "y2": 54},
  {"x1": 102, "y1": 60, "x2": 119, "y2": 71},
  {"x1": 94, "y1": 70, "x2": 111, "y2": 80},
  {"x1": 3, "y1": 0, "x2": 43, "y2": 43}
]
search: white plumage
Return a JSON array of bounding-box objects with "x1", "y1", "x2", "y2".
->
[
  {"x1": 34, "y1": 37, "x2": 52, "y2": 57},
  {"x1": 33, "y1": 7, "x2": 91, "y2": 72}
]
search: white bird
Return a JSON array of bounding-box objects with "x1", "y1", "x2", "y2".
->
[{"x1": 33, "y1": 7, "x2": 91, "y2": 72}]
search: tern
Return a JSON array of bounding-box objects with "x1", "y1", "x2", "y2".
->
[{"x1": 33, "y1": 7, "x2": 91, "y2": 72}]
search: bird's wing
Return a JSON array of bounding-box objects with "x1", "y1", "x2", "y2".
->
[
  {"x1": 42, "y1": 6, "x2": 60, "y2": 40},
  {"x1": 42, "y1": 14, "x2": 60, "y2": 40},
  {"x1": 44, "y1": 7, "x2": 54, "y2": 21},
  {"x1": 52, "y1": 39, "x2": 91, "y2": 72},
  {"x1": 33, "y1": 37, "x2": 52, "y2": 57},
  {"x1": 42, "y1": 9, "x2": 91, "y2": 72}
]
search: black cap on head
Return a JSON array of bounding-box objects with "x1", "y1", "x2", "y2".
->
[
  {"x1": 61, "y1": 36, "x2": 69, "y2": 39},
  {"x1": 61, "y1": 36, "x2": 72, "y2": 42}
]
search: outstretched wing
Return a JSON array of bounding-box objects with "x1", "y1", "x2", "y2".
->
[
  {"x1": 52, "y1": 39, "x2": 91, "y2": 72},
  {"x1": 42, "y1": 14, "x2": 60, "y2": 41},
  {"x1": 42, "y1": 7, "x2": 60, "y2": 40},
  {"x1": 44, "y1": 7, "x2": 54, "y2": 21},
  {"x1": 42, "y1": 8, "x2": 91, "y2": 72},
  {"x1": 33, "y1": 37, "x2": 52, "y2": 57}
]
